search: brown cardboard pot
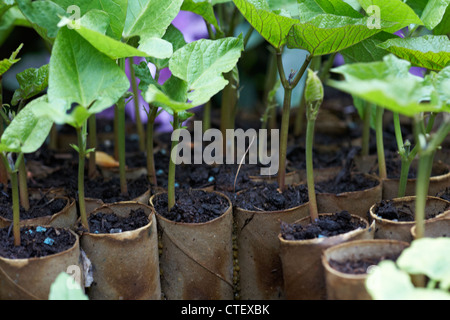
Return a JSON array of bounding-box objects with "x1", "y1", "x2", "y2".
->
[
  {"x1": 411, "y1": 217, "x2": 450, "y2": 239},
  {"x1": 85, "y1": 188, "x2": 151, "y2": 214},
  {"x1": 234, "y1": 198, "x2": 310, "y2": 300},
  {"x1": 278, "y1": 213, "x2": 375, "y2": 300},
  {"x1": 150, "y1": 190, "x2": 234, "y2": 300},
  {"x1": 80, "y1": 201, "x2": 161, "y2": 300},
  {"x1": 322, "y1": 239, "x2": 409, "y2": 300},
  {"x1": 0, "y1": 195, "x2": 77, "y2": 230},
  {"x1": 0, "y1": 227, "x2": 82, "y2": 300},
  {"x1": 369, "y1": 196, "x2": 450, "y2": 242},
  {"x1": 382, "y1": 161, "x2": 450, "y2": 200},
  {"x1": 315, "y1": 172, "x2": 382, "y2": 220}
]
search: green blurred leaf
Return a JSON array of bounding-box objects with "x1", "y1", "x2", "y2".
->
[
  {"x1": 377, "y1": 35, "x2": 450, "y2": 71},
  {"x1": 0, "y1": 96, "x2": 53, "y2": 154},
  {"x1": 328, "y1": 54, "x2": 448, "y2": 116},
  {"x1": 48, "y1": 272, "x2": 88, "y2": 300},
  {"x1": 340, "y1": 31, "x2": 397, "y2": 63},
  {"x1": 0, "y1": 43, "x2": 22, "y2": 76},
  {"x1": 147, "y1": 24, "x2": 187, "y2": 70},
  {"x1": 397, "y1": 237, "x2": 450, "y2": 290},
  {"x1": 313, "y1": 0, "x2": 363, "y2": 18},
  {"x1": 47, "y1": 26, "x2": 130, "y2": 118},
  {"x1": 433, "y1": 4, "x2": 450, "y2": 35},
  {"x1": 406, "y1": 0, "x2": 450, "y2": 30},
  {"x1": 11, "y1": 64, "x2": 49, "y2": 106},
  {"x1": 358, "y1": 0, "x2": 423, "y2": 33},
  {"x1": 182, "y1": 0, "x2": 223, "y2": 35}
]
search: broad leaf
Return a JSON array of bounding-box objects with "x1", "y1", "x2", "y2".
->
[
  {"x1": 47, "y1": 27, "x2": 130, "y2": 118},
  {"x1": 122, "y1": 0, "x2": 183, "y2": 52},
  {"x1": 232, "y1": 0, "x2": 298, "y2": 49},
  {"x1": 397, "y1": 238, "x2": 450, "y2": 290},
  {"x1": 0, "y1": 43, "x2": 22, "y2": 76},
  {"x1": 16, "y1": 0, "x2": 67, "y2": 42},
  {"x1": 182, "y1": 0, "x2": 223, "y2": 36},
  {"x1": 144, "y1": 36, "x2": 244, "y2": 113},
  {"x1": 57, "y1": 10, "x2": 168, "y2": 60},
  {"x1": 0, "y1": 96, "x2": 53, "y2": 154},
  {"x1": 148, "y1": 24, "x2": 187, "y2": 70},
  {"x1": 358, "y1": 0, "x2": 423, "y2": 33},
  {"x1": 406, "y1": 0, "x2": 450, "y2": 31},
  {"x1": 169, "y1": 36, "x2": 244, "y2": 107},
  {"x1": 377, "y1": 35, "x2": 450, "y2": 71},
  {"x1": 340, "y1": 31, "x2": 397, "y2": 63},
  {"x1": 313, "y1": 0, "x2": 363, "y2": 18},
  {"x1": 287, "y1": 14, "x2": 391, "y2": 56},
  {"x1": 328, "y1": 54, "x2": 448, "y2": 116},
  {"x1": 433, "y1": 4, "x2": 450, "y2": 35},
  {"x1": 11, "y1": 64, "x2": 49, "y2": 106},
  {"x1": 52, "y1": 0, "x2": 128, "y2": 40}
]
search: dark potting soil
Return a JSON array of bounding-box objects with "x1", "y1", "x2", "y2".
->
[
  {"x1": 436, "y1": 187, "x2": 450, "y2": 202},
  {"x1": 0, "y1": 226, "x2": 76, "y2": 259},
  {"x1": 328, "y1": 252, "x2": 401, "y2": 275},
  {"x1": 153, "y1": 189, "x2": 230, "y2": 223},
  {"x1": 374, "y1": 200, "x2": 449, "y2": 222},
  {"x1": 315, "y1": 172, "x2": 379, "y2": 194},
  {"x1": 86, "y1": 209, "x2": 150, "y2": 234},
  {"x1": 234, "y1": 182, "x2": 309, "y2": 212},
  {"x1": 0, "y1": 190, "x2": 68, "y2": 221},
  {"x1": 280, "y1": 211, "x2": 365, "y2": 240},
  {"x1": 287, "y1": 145, "x2": 344, "y2": 170}
]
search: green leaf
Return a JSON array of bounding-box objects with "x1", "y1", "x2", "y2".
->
[
  {"x1": 47, "y1": 26, "x2": 130, "y2": 117},
  {"x1": 313, "y1": 0, "x2": 363, "y2": 18},
  {"x1": 406, "y1": 0, "x2": 450, "y2": 30},
  {"x1": 0, "y1": 7, "x2": 31, "y2": 47},
  {"x1": 328, "y1": 54, "x2": 448, "y2": 116},
  {"x1": 122, "y1": 0, "x2": 183, "y2": 50},
  {"x1": 147, "y1": 24, "x2": 187, "y2": 70},
  {"x1": 16, "y1": 0, "x2": 67, "y2": 42},
  {"x1": 53, "y1": 0, "x2": 128, "y2": 40},
  {"x1": 0, "y1": 96, "x2": 53, "y2": 154},
  {"x1": 358, "y1": 0, "x2": 423, "y2": 33},
  {"x1": 169, "y1": 36, "x2": 244, "y2": 107},
  {"x1": 340, "y1": 31, "x2": 397, "y2": 63},
  {"x1": 433, "y1": 4, "x2": 450, "y2": 35},
  {"x1": 377, "y1": 35, "x2": 450, "y2": 71},
  {"x1": 57, "y1": 10, "x2": 165, "y2": 60},
  {"x1": 134, "y1": 61, "x2": 159, "y2": 92},
  {"x1": 287, "y1": 14, "x2": 391, "y2": 56},
  {"x1": 182, "y1": 0, "x2": 223, "y2": 36},
  {"x1": 0, "y1": 43, "x2": 22, "y2": 76},
  {"x1": 144, "y1": 78, "x2": 191, "y2": 114},
  {"x1": 305, "y1": 68, "x2": 323, "y2": 105},
  {"x1": 48, "y1": 272, "x2": 88, "y2": 300},
  {"x1": 232, "y1": 0, "x2": 298, "y2": 49},
  {"x1": 11, "y1": 64, "x2": 49, "y2": 106},
  {"x1": 397, "y1": 238, "x2": 450, "y2": 290},
  {"x1": 366, "y1": 260, "x2": 450, "y2": 300}
]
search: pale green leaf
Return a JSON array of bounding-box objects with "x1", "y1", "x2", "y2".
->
[
  {"x1": 397, "y1": 237, "x2": 450, "y2": 290},
  {"x1": 358, "y1": 0, "x2": 423, "y2": 33},
  {"x1": 0, "y1": 43, "x2": 22, "y2": 76},
  {"x1": 123, "y1": 0, "x2": 183, "y2": 47},
  {"x1": 48, "y1": 26, "x2": 130, "y2": 116},
  {"x1": 287, "y1": 14, "x2": 391, "y2": 56},
  {"x1": 48, "y1": 272, "x2": 89, "y2": 300},
  {"x1": 144, "y1": 82, "x2": 191, "y2": 114},
  {"x1": 408, "y1": 0, "x2": 450, "y2": 30},
  {"x1": 136, "y1": 37, "x2": 173, "y2": 60},
  {"x1": 147, "y1": 24, "x2": 187, "y2": 70},
  {"x1": 53, "y1": 0, "x2": 128, "y2": 40},
  {"x1": 377, "y1": 35, "x2": 450, "y2": 71},
  {"x1": 232, "y1": 0, "x2": 298, "y2": 49},
  {"x1": 314, "y1": 0, "x2": 363, "y2": 18},
  {"x1": 169, "y1": 36, "x2": 244, "y2": 106},
  {"x1": 305, "y1": 68, "x2": 323, "y2": 104},
  {"x1": 433, "y1": 4, "x2": 450, "y2": 35},
  {"x1": 11, "y1": 64, "x2": 49, "y2": 106},
  {"x1": 328, "y1": 54, "x2": 448, "y2": 116},
  {"x1": 1, "y1": 96, "x2": 53, "y2": 154}
]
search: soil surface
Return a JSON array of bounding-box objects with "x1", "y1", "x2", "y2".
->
[
  {"x1": 0, "y1": 190, "x2": 68, "y2": 220},
  {"x1": 234, "y1": 182, "x2": 309, "y2": 212},
  {"x1": 280, "y1": 211, "x2": 366, "y2": 240},
  {"x1": 0, "y1": 226, "x2": 76, "y2": 259},
  {"x1": 287, "y1": 145, "x2": 344, "y2": 170},
  {"x1": 374, "y1": 200, "x2": 449, "y2": 222},
  {"x1": 328, "y1": 253, "x2": 401, "y2": 275},
  {"x1": 86, "y1": 209, "x2": 150, "y2": 234},
  {"x1": 153, "y1": 189, "x2": 230, "y2": 223},
  {"x1": 315, "y1": 172, "x2": 379, "y2": 194}
]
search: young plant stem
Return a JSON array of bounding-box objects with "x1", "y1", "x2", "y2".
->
[
  {"x1": 361, "y1": 102, "x2": 371, "y2": 157},
  {"x1": 203, "y1": 100, "x2": 211, "y2": 132},
  {"x1": 18, "y1": 158, "x2": 29, "y2": 211},
  {"x1": 276, "y1": 49, "x2": 312, "y2": 191},
  {"x1": 294, "y1": 93, "x2": 305, "y2": 137},
  {"x1": 11, "y1": 168, "x2": 20, "y2": 246},
  {"x1": 76, "y1": 125, "x2": 89, "y2": 231},
  {"x1": 117, "y1": 58, "x2": 128, "y2": 196},
  {"x1": 88, "y1": 114, "x2": 97, "y2": 179},
  {"x1": 318, "y1": 52, "x2": 336, "y2": 82},
  {"x1": 375, "y1": 105, "x2": 387, "y2": 180},
  {"x1": 264, "y1": 50, "x2": 278, "y2": 130},
  {"x1": 129, "y1": 57, "x2": 146, "y2": 152},
  {"x1": 168, "y1": 112, "x2": 180, "y2": 210},
  {"x1": 306, "y1": 117, "x2": 319, "y2": 221},
  {"x1": 146, "y1": 106, "x2": 158, "y2": 186}
]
